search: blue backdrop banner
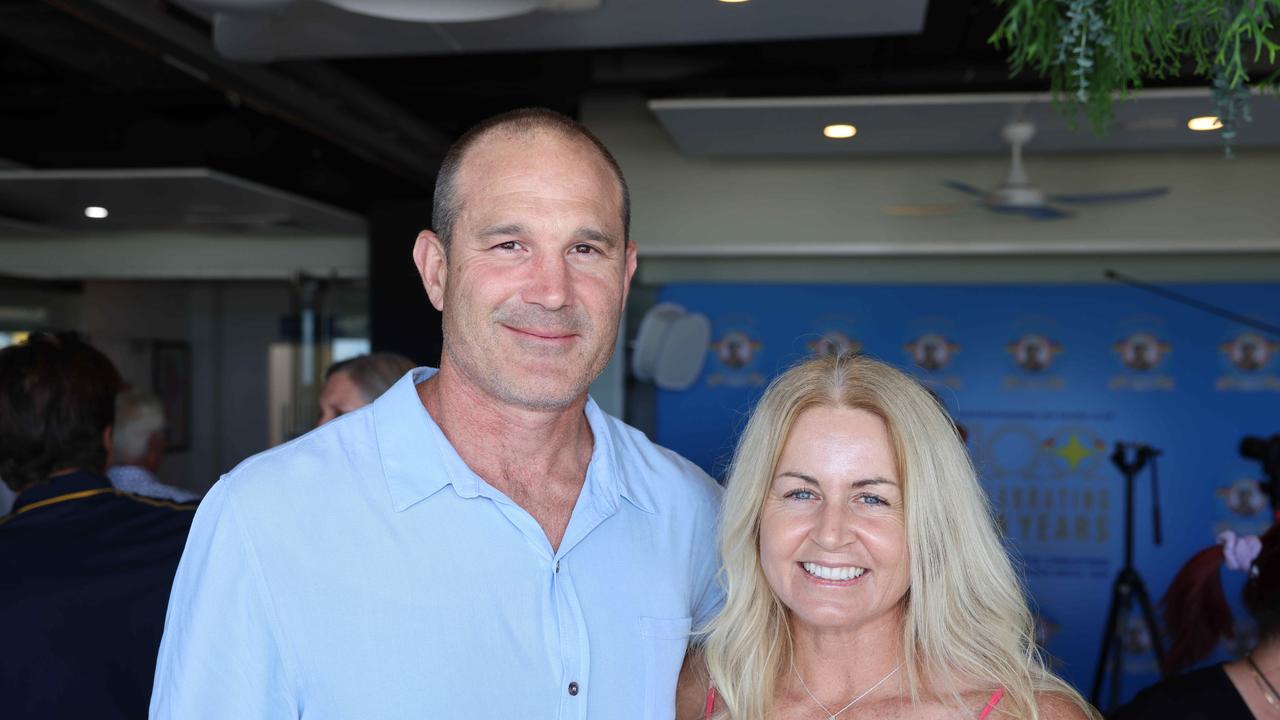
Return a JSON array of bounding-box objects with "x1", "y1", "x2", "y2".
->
[{"x1": 653, "y1": 282, "x2": 1280, "y2": 707}]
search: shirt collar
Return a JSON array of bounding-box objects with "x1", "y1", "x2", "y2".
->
[
  {"x1": 12, "y1": 469, "x2": 112, "y2": 513},
  {"x1": 582, "y1": 394, "x2": 656, "y2": 515},
  {"x1": 374, "y1": 367, "x2": 655, "y2": 515},
  {"x1": 110, "y1": 464, "x2": 158, "y2": 483}
]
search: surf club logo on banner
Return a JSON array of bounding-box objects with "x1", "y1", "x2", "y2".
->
[
  {"x1": 808, "y1": 330, "x2": 861, "y2": 359},
  {"x1": 1216, "y1": 331, "x2": 1280, "y2": 391},
  {"x1": 904, "y1": 332, "x2": 962, "y2": 389},
  {"x1": 1215, "y1": 475, "x2": 1273, "y2": 539},
  {"x1": 802, "y1": 314, "x2": 862, "y2": 362},
  {"x1": 1004, "y1": 331, "x2": 1065, "y2": 391},
  {"x1": 707, "y1": 319, "x2": 766, "y2": 388},
  {"x1": 1109, "y1": 331, "x2": 1174, "y2": 391}
]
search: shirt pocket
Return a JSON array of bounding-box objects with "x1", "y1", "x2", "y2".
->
[{"x1": 639, "y1": 615, "x2": 693, "y2": 720}]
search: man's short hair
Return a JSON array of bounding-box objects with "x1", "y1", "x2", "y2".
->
[
  {"x1": 431, "y1": 107, "x2": 631, "y2": 249},
  {"x1": 112, "y1": 390, "x2": 165, "y2": 466},
  {"x1": 325, "y1": 352, "x2": 417, "y2": 403},
  {"x1": 0, "y1": 333, "x2": 123, "y2": 493}
]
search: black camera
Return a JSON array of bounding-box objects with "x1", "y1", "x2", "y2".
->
[
  {"x1": 1241, "y1": 434, "x2": 1280, "y2": 466},
  {"x1": 1240, "y1": 434, "x2": 1280, "y2": 513}
]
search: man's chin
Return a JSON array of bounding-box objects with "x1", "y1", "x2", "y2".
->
[{"x1": 496, "y1": 381, "x2": 587, "y2": 412}]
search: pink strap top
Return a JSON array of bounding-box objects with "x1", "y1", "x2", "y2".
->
[
  {"x1": 703, "y1": 686, "x2": 1004, "y2": 719},
  {"x1": 977, "y1": 688, "x2": 1004, "y2": 719}
]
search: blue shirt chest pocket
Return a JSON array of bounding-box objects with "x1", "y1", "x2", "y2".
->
[{"x1": 639, "y1": 616, "x2": 693, "y2": 720}]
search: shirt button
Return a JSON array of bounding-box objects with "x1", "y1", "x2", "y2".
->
[{"x1": 568, "y1": 681, "x2": 579, "y2": 696}]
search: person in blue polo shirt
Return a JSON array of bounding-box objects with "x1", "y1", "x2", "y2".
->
[
  {"x1": 0, "y1": 333, "x2": 196, "y2": 720},
  {"x1": 151, "y1": 108, "x2": 723, "y2": 720}
]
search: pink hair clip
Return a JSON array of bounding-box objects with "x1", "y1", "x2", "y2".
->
[{"x1": 1218, "y1": 530, "x2": 1263, "y2": 573}]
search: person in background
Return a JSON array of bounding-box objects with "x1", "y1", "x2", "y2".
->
[
  {"x1": 0, "y1": 333, "x2": 196, "y2": 720},
  {"x1": 108, "y1": 389, "x2": 201, "y2": 502},
  {"x1": 152, "y1": 107, "x2": 723, "y2": 719},
  {"x1": 316, "y1": 352, "x2": 416, "y2": 425},
  {"x1": 685, "y1": 353, "x2": 1094, "y2": 720},
  {"x1": 1110, "y1": 527, "x2": 1280, "y2": 719}
]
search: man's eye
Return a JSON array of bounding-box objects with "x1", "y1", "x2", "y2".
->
[
  {"x1": 571, "y1": 244, "x2": 598, "y2": 255},
  {"x1": 494, "y1": 241, "x2": 521, "y2": 251}
]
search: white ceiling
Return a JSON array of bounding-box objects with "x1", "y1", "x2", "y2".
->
[
  {"x1": 178, "y1": 0, "x2": 928, "y2": 61},
  {"x1": 0, "y1": 168, "x2": 365, "y2": 236},
  {"x1": 649, "y1": 88, "x2": 1280, "y2": 157}
]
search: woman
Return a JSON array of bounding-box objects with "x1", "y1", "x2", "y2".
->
[
  {"x1": 316, "y1": 352, "x2": 416, "y2": 426},
  {"x1": 683, "y1": 353, "x2": 1095, "y2": 719},
  {"x1": 1110, "y1": 526, "x2": 1280, "y2": 719}
]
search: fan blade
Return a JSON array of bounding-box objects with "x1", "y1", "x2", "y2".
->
[
  {"x1": 987, "y1": 204, "x2": 1073, "y2": 221},
  {"x1": 942, "y1": 179, "x2": 986, "y2": 196},
  {"x1": 1047, "y1": 187, "x2": 1170, "y2": 204}
]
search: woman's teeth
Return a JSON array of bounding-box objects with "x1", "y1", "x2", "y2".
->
[{"x1": 802, "y1": 562, "x2": 867, "y2": 581}]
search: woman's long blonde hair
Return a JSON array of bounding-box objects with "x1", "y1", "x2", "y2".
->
[{"x1": 703, "y1": 353, "x2": 1094, "y2": 719}]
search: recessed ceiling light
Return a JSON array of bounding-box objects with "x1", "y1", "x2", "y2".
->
[
  {"x1": 1187, "y1": 116, "x2": 1223, "y2": 132},
  {"x1": 84, "y1": 206, "x2": 109, "y2": 219},
  {"x1": 718, "y1": 0, "x2": 750, "y2": 3},
  {"x1": 823, "y1": 124, "x2": 857, "y2": 139}
]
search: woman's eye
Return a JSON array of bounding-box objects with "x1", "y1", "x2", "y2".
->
[
  {"x1": 784, "y1": 489, "x2": 816, "y2": 501},
  {"x1": 858, "y1": 494, "x2": 887, "y2": 506}
]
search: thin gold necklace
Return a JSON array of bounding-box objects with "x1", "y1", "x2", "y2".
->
[
  {"x1": 1247, "y1": 654, "x2": 1280, "y2": 712},
  {"x1": 790, "y1": 658, "x2": 904, "y2": 720}
]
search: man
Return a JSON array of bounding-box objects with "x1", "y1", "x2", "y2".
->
[
  {"x1": 0, "y1": 334, "x2": 196, "y2": 720},
  {"x1": 108, "y1": 389, "x2": 202, "y2": 502},
  {"x1": 316, "y1": 352, "x2": 416, "y2": 425},
  {"x1": 152, "y1": 108, "x2": 723, "y2": 719}
]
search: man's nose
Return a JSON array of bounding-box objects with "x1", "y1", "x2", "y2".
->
[{"x1": 522, "y1": 253, "x2": 572, "y2": 310}]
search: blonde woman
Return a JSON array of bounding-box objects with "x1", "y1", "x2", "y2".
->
[{"x1": 679, "y1": 353, "x2": 1097, "y2": 720}]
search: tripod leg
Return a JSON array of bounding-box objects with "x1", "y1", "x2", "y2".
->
[
  {"x1": 1108, "y1": 588, "x2": 1130, "y2": 712},
  {"x1": 1091, "y1": 583, "x2": 1124, "y2": 706},
  {"x1": 1131, "y1": 579, "x2": 1168, "y2": 675}
]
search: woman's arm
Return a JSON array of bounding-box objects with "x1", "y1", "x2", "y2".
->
[{"x1": 675, "y1": 646, "x2": 712, "y2": 720}]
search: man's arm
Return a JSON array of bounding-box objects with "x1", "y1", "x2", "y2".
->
[
  {"x1": 150, "y1": 479, "x2": 298, "y2": 719},
  {"x1": 689, "y1": 476, "x2": 725, "y2": 634}
]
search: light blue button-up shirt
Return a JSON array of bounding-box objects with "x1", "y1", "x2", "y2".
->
[{"x1": 151, "y1": 368, "x2": 723, "y2": 720}]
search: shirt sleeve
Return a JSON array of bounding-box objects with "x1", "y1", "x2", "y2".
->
[
  {"x1": 150, "y1": 477, "x2": 299, "y2": 719},
  {"x1": 689, "y1": 481, "x2": 725, "y2": 635}
]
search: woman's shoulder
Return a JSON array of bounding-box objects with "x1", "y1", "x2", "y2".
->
[{"x1": 1034, "y1": 691, "x2": 1097, "y2": 720}]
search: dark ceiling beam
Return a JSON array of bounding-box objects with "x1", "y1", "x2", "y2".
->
[{"x1": 41, "y1": 0, "x2": 450, "y2": 188}]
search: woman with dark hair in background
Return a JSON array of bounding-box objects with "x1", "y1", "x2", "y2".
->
[
  {"x1": 316, "y1": 352, "x2": 416, "y2": 425},
  {"x1": 1111, "y1": 527, "x2": 1280, "y2": 719}
]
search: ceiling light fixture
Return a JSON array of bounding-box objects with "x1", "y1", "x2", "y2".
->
[
  {"x1": 718, "y1": 0, "x2": 751, "y2": 3},
  {"x1": 823, "y1": 124, "x2": 857, "y2": 139},
  {"x1": 84, "y1": 206, "x2": 109, "y2": 219},
  {"x1": 1187, "y1": 116, "x2": 1223, "y2": 132}
]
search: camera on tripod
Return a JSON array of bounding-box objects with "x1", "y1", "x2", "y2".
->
[{"x1": 1240, "y1": 434, "x2": 1280, "y2": 514}]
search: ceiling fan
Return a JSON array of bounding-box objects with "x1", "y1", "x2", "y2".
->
[{"x1": 885, "y1": 120, "x2": 1171, "y2": 221}]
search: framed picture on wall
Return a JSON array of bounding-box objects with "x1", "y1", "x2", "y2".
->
[{"x1": 151, "y1": 341, "x2": 191, "y2": 452}]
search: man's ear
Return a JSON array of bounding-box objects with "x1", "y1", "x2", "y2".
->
[
  {"x1": 413, "y1": 230, "x2": 448, "y2": 312},
  {"x1": 102, "y1": 425, "x2": 114, "y2": 468},
  {"x1": 621, "y1": 239, "x2": 638, "y2": 306}
]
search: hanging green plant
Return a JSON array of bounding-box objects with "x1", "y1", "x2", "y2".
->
[{"x1": 990, "y1": 0, "x2": 1280, "y2": 156}]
